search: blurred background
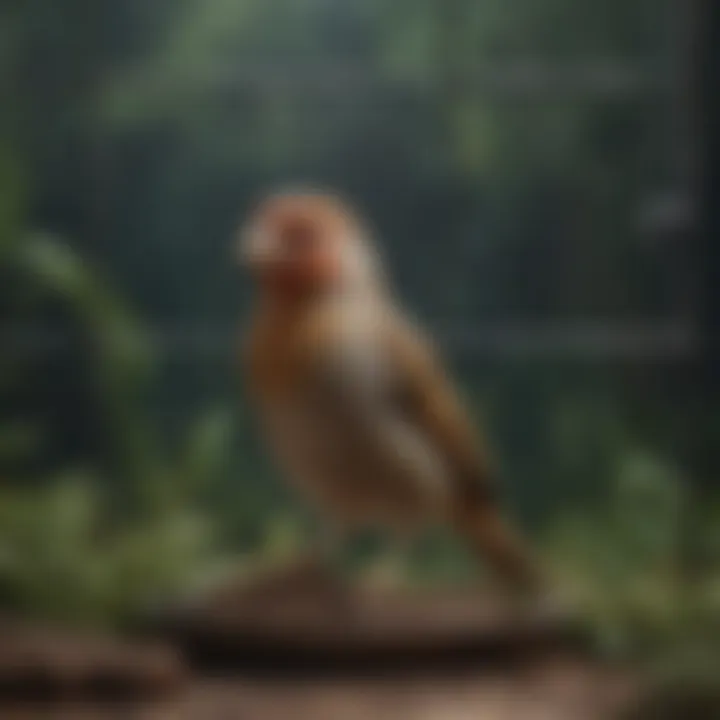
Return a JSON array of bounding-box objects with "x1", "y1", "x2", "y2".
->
[{"x1": 0, "y1": 0, "x2": 718, "y2": 682}]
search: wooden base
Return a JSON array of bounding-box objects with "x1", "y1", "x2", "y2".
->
[
  {"x1": 0, "y1": 616, "x2": 186, "y2": 700},
  {"x1": 156, "y1": 562, "x2": 590, "y2": 672}
]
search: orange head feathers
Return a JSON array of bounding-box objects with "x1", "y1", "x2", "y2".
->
[{"x1": 238, "y1": 191, "x2": 382, "y2": 299}]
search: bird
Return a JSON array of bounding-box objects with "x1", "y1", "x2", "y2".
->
[{"x1": 237, "y1": 189, "x2": 544, "y2": 596}]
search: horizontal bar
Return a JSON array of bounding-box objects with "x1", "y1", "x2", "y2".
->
[
  {"x1": 0, "y1": 320, "x2": 698, "y2": 361},
  {"x1": 131, "y1": 61, "x2": 671, "y2": 98}
]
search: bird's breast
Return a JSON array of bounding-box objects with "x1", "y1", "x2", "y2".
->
[
  {"x1": 247, "y1": 297, "x2": 452, "y2": 527},
  {"x1": 260, "y1": 388, "x2": 451, "y2": 528}
]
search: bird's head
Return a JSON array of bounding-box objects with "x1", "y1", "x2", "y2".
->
[{"x1": 238, "y1": 190, "x2": 382, "y2": 300}]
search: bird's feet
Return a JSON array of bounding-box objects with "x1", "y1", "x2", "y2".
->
[
  {"x1": 280, "y1": 552, "x2": 357, "y2": 618},
  {"x1": 360, "y1": 553, "x2": 410, "y2": 591}
]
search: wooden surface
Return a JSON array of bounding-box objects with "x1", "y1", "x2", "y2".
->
[
  {"x1": 0, "y1": 664, "x2": 639, "y2": 719},
  {"x1": 0, "y1": 616, "x2": 186, "y2": 700},
  {"x1": 0, "y1": 566, "x2": 644, "y2": 718},
  {"x1": 158, "y1": 563, "x2": 589, "y2": 670}
]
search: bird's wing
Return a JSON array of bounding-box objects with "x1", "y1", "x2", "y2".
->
[
  {"x1": 304, "y1": 300, "x2": 496, "y2": 505},
  {"x1": 379, "y1": 314, "x2": 497, "y2": 506}
]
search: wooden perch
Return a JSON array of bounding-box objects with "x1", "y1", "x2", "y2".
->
[{"x1": 154, "y1": 563, "x2": 591, "y2": 673}]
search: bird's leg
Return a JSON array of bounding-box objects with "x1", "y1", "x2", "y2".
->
[
  {"x1": 309, "y1": 521, "x2": 348, "y2": 576},
  {"x1": 467, "y1": 504, "x2": 544, "y2": 594},
  {"x1": 307, "y1": 522, "x2": 358, "y2": 617},
  {"x1": 362, "y1": 528, "x2": 417, "y2": 590}
]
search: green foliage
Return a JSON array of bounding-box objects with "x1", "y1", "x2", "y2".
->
[
  {"x1": 542, "y1": 450, "x2": 718, "y2": 662},
  {"x1": 177, "y1": 407, "x2": 235, "y2": 499},
  {"x1": 0, "y1": 475, "x2": 218, "y2": 626},
  {"x1": 11, "y1": 232, "x2": 158, "y2": 500},
  {"x1": 0, "y1": 228, "x2": 232, "y2": 626},
  {"x1": 0, "y1": 395, "x2": 233, "y2": 627}
]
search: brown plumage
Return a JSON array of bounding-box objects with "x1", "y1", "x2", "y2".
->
[{"x1": 239, "y1": 190, "x2": 541, "y2": 592}]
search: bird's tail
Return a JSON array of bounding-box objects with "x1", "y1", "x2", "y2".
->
[{"x1": 453, "y1": 498, "x2": 543, "y2": 594}]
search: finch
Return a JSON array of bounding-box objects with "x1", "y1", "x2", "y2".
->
[{"x1": 238, "y1": 190, "x2": 542, "y2": 593}]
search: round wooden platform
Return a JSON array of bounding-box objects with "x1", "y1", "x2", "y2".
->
[
  {"x1": 155, "y1": 563, "x2": 589, "y2": 671},
  {"x1": 0, "y1": 565, "x2": 648, "y2": 719}
]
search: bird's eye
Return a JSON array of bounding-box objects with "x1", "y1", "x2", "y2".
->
[{"x1": 280, "y1": 217, "x2": 319, "y2": 253}]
